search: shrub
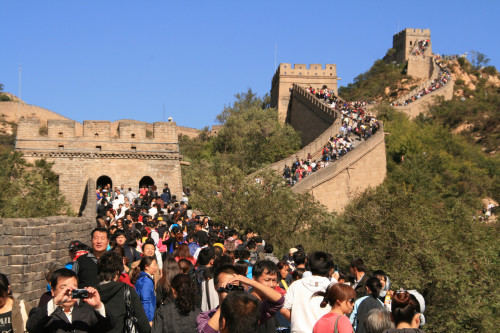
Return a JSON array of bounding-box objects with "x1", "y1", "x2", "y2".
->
[{"x1": 482, "y1": 65, "x2": 498, "y2": 76}]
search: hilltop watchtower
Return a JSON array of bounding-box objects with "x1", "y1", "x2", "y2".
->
[
  {"x1": 392, "y1": 28, "x2": 432, "y2": 63},
  {"x1": 15, "y1": 118, "x2": 183, "y2": 214},
  {"x1": 391, "y1": 28, "x2": 433, "y2": 79},
  {"x1": 270, "y1": 63, "x2": 338, "y2": 123}
]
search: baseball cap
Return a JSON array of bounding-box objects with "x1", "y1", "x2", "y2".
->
[{"x1": 68, "y1": 240, "x2": 83, "y2": 251}]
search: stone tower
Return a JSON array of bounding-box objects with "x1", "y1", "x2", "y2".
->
[
  {"x1": 15, "y1": 118, "x2": 183, "y2": 214},
  {"x1": 392, "y1": 28, "x2": 433, "y2": 79},
  {"x1": 270, "y1": 63, "x2": 339, "y2": 123}
]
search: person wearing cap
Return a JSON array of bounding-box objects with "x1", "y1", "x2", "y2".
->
[
  {"x1": 286, "y1": 248, "x2": 298, "y2": 271},
  {"x1": 66, "y1": 241, "x2": 89, "y2": 270},
  {"x1": 383, "y1": 289, "x2": 426, "y2": 332}
]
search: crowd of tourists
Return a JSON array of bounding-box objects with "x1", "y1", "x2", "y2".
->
[
  {"x1": 390, "y1": 57, "x2": 452, "y2": 107},
  {"x1": 0, "y1": 184, "x2": 427, "y2": 333},
  {"x1": 411, "y1": 40, "x2": 430, "y2": 56},
  {"x1": 282, "y1": 89, "x2": 380, "y2": 186}
]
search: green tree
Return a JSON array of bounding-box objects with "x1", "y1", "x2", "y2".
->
[
  {"x1": 183, "y1": 157, "x2": 334, "y2": 253},
  {"x1": 180, "y1": 89, "x2": 301, "y2": 174},
  {"x1": 339, "y1": 59, "x2": 410, "y2": 101},
  {"x1": 0, "y1": 151, "x2": 71, "y2": 217},
  {"x1": 469, "y1": 50, "x2": 491, "y2": 70},
  {"x1": 327, "y1": 184, "x2": 499, "y2": 333},
  {"x1": 212, "y1": 89, "x2": 301, "y2": 173}
]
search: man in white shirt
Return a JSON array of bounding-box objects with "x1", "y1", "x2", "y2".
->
[
  {"x1": 126, "y1": 187, "x2": 137, "y2": 203},
  {"x1": 112, "y1": 189, "x2": 125, "y2": 210},
  {"x1": 282, "y1": 251, "x2": 338, "y2": 333}
]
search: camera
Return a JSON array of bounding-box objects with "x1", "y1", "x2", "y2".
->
[
  {"x1": 216, "y1": 284, "x2": 245, "y2": 293},
  {"x1": 71, "y1": 289, "x2": 89, "y2": 299}
]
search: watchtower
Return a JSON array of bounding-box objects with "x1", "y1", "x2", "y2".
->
[
  {"x1": 15, "y1": 118, "x2": 183, "y2": 214},
  {"x1": 392, "y1": 28, "x2": 432, "y2": 63},
  {"x1": 270, "y1": 63, "x2": 339, "y2": 123}
]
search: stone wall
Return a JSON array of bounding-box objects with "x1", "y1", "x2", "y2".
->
[
  {"x1": 407, "y1": 56, "x2": 433, "y2": 79},
  {"x1": 0, "y1": 101, "x2": 83, "y2": 135},
  {"x1": 262, "y1": 83, "x2": 387, "y2": 212},
  {"x1": 393, "y1": 79, "x2": 454, "y2": 118},
  {"x1": 292, "y1": 125, "x2": 387, "y2": 212},
  {"x1": 271, "y1": 63, "x2": 338, "y2": 123},
  {"x1": 392, "y1": 28, "x2": 432, "y2": 64},
  {"x1": 15, "y1": 119, "x2": 183, "y2": 213},
  {"x1": 177, "y1": 126, "x2": 201, "y2": 139},
  {"x1": 0, "y1": 180, "x2": 96, "y2": 306},
  {"x1": 288, "y1": 84, "x2": 337, "y2": 146}
]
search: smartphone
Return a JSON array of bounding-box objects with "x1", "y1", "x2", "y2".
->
[{"x1": 334, "y1": 264, "x2": 339, "y2": 272}]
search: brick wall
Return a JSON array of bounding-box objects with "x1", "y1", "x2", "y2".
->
[
  {"x1": 393, "y1": 79, "x2": 454, "y2": 118},
  {"x1": 15, "y1": 118, "x2": 183, "y2": 213},
  {"x1": 292, "y1": 126, "x2": 387, "y2": 212},
  {"x1": 288, "y1": 84, "x2": 337, "y2": 146},
  {"x1": 0, "y1": 180, "x2": 96, "y2": 306}
]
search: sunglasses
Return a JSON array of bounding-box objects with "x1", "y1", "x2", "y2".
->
[{"x1": 347, "y1": 298, "x2": 355, "y2": 304}]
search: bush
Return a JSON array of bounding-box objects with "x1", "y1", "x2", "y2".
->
[
  {"x1": 482, "y1": 65, "x2": 498, "y2": 76},
  {"x1": 339, "y1": 59, "x2": 410, "y2": 101},
  {"x1": 0, "y1": 94, "x2": 10, "y2": 101}
]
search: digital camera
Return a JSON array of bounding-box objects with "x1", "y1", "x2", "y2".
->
[
  {"x1": 216, "y1": 284, "x2": 245, "y2": 293},
  {"x1": 71, "y1": 289, "x2": 89, "y2": 299}
]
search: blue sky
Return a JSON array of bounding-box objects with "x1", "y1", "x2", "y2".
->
[{"x1": 1, "y1": 0, "x2": 498, "y2": 129}]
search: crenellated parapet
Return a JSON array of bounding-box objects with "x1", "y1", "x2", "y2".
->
[{"x1": 16, "y1": 118, "x2": 180, "y2": 154}]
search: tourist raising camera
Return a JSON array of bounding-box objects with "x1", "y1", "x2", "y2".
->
[
  {"x1": 196, "y1": 263, "x2": 284, "y2": 333},
  {"x1": 26, "y1": 268, "x2": 113, "y2": 333}
]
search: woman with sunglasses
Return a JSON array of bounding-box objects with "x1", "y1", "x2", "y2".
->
[{"x1": 313, "y1": 283, "x2": 356, "y2": 333}]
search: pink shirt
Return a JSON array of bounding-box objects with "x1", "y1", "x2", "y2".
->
[{"x1": 313, "y1": 312, "x2": 353, "y2": 333}]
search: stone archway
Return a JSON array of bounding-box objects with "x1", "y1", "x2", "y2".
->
[
  {"x1": 96, "y1": 175, "x2": 112, "y2": 191},
  {"x1": 139, "y1": 176, "x2": 155, "y2": 190}
]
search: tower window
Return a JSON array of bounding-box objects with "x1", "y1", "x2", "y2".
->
[
  {"x1": 58, "y1": 132, "x2": 63, "y2": 138},
  {"x1": 131, "y1": 133, "x2": 136, "y2": 139},
  {"x1": 131, "y1": 146, "x2": 137, "y2": 152},
  {"x1": 96, "y1": 146, "x2": 102, "y2": 151},
  {"x1": 58, "y1": 145, "x2": 64, "y2": 150},
  {"x1": 95, "y1": 133, "x2": 99, "y2": 138}
]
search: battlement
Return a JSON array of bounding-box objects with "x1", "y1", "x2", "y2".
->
[
  {"x1": 272, "y1": 63, "x2": 337, "y2": 86},
  {"x1": 16, "y1": 118, "x2": 179, "y2": 154},
  {"x1": 393, "y1": 28, "x2": 431, "y2": 39}
]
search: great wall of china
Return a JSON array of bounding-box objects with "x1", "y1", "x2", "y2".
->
[{"x1": 0, "y1": 27, "x2": 455, "y2": 303}]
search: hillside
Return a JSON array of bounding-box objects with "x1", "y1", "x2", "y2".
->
[
  {"x1": 340, "y1": 55, "x2": 500, "y2": 155},
  {"x1": 338, "y1": 58, "x2": 426, "y2": 102},
  {"x1": 427, "y1": 58, "x2": 500, "y2": 154}
]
